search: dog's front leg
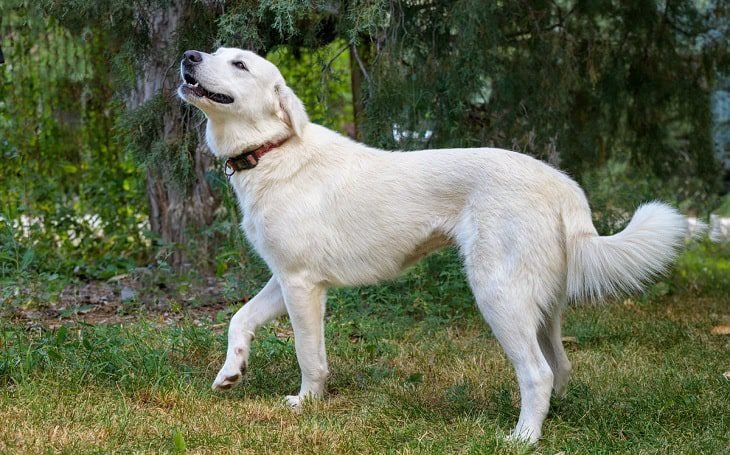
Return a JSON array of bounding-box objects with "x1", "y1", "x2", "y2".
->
[
  {"x1": 280, "y1": 278, "x2": 329, "y2": 408},
  {"x1": 212, "y1": 276, "x2": 286, "y2": 390}
]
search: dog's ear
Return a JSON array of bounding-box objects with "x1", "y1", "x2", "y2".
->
[{"x1": 275, "y1": 83, "x2": 308, "y2": 137}]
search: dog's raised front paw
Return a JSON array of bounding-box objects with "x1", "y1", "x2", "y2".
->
[{"x1": 211, "y1": 362, "x2": 247, "y2": 391}]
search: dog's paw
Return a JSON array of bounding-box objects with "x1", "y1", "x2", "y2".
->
[
  {"x1": 283, "y1": 391, "x2": 323, "y2": 412},
  {"x1": 211, "y1": 362, "x2": 247, "y2": 391},
  {"x1": 506, "y1": 427, "x2": 540, "y2": 446},
  {"x1": 284, "y1": 395, "x2": 304, "y2": 413}
]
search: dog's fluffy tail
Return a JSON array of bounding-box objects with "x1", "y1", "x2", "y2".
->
[{"x1": 565, "y1": 201, "x2": 688, "y2": 302}]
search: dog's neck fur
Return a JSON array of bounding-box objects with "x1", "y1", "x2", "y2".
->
[
  {"x1": 205, "y1": 116, "x2": 326, "y2": 208},
  {"x1": 206, "y1": 115, "x2": 292, "y2": 159}
]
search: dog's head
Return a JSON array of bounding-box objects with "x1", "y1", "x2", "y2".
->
[{"x1": 177, "y1": 47, "x2": 308, "y2": 137}]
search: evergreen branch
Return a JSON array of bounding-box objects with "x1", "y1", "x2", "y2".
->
[
  {"x1": 320, "y1": 43, "x2": 350, "y2": 105},
  {"x1": 351, "y1": 43, "x2": 371, "y2": 86}
]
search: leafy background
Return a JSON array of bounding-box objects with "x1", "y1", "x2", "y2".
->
[{"x1": 1, "y1": 0, "x2": 728, "y2": 291}]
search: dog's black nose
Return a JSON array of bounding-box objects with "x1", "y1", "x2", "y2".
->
[{"x1": 183, "y1": 50, "x2": 203, "y2": 64}]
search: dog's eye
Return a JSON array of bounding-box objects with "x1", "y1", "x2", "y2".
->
[{"x1": 232, "y1": 61, "x2": 248, "y2": 71}]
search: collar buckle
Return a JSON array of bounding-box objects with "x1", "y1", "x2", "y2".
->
[{"x1": 225, "y1": 150, "x2": 260, "y2": 180}]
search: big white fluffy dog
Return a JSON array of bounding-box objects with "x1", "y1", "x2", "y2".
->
[{"x1": 178, "y1": 47, "x2": 688, "y2": 444}]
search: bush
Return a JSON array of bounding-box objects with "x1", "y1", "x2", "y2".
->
[{"x1": 582, "y1": 158, "x2": 718, "y2": 235}]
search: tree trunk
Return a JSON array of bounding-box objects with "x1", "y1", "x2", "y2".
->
[{"x1": 129, "y1": 0, "x2": 219, "y2": 269}]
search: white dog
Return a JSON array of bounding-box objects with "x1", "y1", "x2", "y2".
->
[{"x1": 178, "y1": 47, "x2": 688, "y2": 444}]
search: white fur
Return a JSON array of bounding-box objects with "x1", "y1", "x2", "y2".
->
[
  {"x1": 179, "y1": 47, "x2": 689, "y2": 444},
  {"x1": 566, "y1": 202, "x2": 687, "y2": 301}
]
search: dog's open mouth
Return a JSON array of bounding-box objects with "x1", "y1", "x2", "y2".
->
[{"x1": 181, "y1": 73, "x2": 234, "y2": 104}]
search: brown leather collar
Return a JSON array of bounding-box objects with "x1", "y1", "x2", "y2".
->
[{"x1": 224, "y1": 137, "x2": 289, "y2": 176}]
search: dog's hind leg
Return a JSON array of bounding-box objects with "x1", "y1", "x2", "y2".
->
[
  {"x1": 279, "y1": 278, "x2": 329, "y2": 408},
  {"x1": 212, "y1": 276, "x2": 286, "y2": 390},
  {"x1": 469, "y1": 269, "x2": 554, "y2": 444},
  {"x1": 537, "y1": 302, "x2": 571, "y2": 398}
]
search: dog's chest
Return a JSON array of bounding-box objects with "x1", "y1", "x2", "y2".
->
[{"x1": 237, "y1": 183, "x2": 324, "y2": 266}]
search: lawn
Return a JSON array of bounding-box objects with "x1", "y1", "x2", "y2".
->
[{"x1": 1, "y1": 244, "x2": 728, "y2": 454}]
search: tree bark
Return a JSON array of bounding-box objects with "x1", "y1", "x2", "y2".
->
[{"x1": 129, "y1": 0, "x2": 218, "y2": 269}]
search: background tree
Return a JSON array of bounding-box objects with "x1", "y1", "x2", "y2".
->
[
  {"x1": 44, "y1": 1, "x2": 228, "y2": 268},
  {"x1": 360, "y1": 1, "x2": 728, "y2": 200}
]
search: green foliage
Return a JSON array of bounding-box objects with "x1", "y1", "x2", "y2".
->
[
  {"x1": 715, "y1": 193, "x2": 730, "y2": 216},
  {"x1": 0, "y1": 323, "x2": 213, "y2": 390},
  {"x1": 116, "y1": 95, "x2": 198, "y2": 192},
  {"x1": 582, "y1": 158, "x2": 719, "y2": 234},
  {"x1": 361, "y1": 0, "x2": 726, "y2": 197},
  {"x1": 216, "y1": 3, "x2": 266, "y2": 50},
  {"x1": 0, "y1": 7, "x2": 148, "y2": 279},
  {"x1": 671, "y1": 239, "x2": 730, "y2": 295},
  {"x1": 216, "y1": 1, "x2": 386, "y2": 51},
  {"x1": 339, "y1": 0, "x2": 389, "y2": 42},
  {"x1": 172, "y1": 428, "x2": 187, "y2": 453},
  {"x1": 2, "y1": 1, "x2": 728, "y2": 287},
  {"x1": 267, "y1": 40, "x2": 353, "y2": 131}
]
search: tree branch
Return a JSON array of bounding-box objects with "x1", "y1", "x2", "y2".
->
[{"x1": 350, "y1": 43, "x2": 371, "y2": 86}]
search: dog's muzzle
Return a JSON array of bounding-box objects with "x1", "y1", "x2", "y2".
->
[{"x1": 179, "y1": 50, "x2": 234, "y2": 104}]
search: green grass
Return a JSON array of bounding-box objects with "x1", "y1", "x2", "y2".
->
[{"x1": 1, "y1": 244, "x2": 729, "y2": 453}]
